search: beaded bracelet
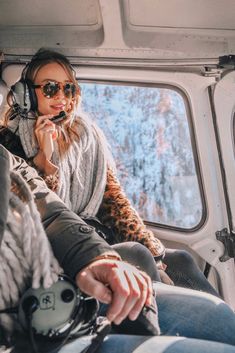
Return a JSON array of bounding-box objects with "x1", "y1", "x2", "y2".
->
[{"x1": 44, "y1": 173, "x2": 59, "y2": 191}]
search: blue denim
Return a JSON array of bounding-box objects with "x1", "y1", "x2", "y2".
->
[
  {"x1": 155, "y1": 282, "x2": 235, "y2": 345},
  {"x1": 164, "y1": 249, "x2": 219, "y2": 296},
  {"x1": 95, "y1": 336, "x2": 235, "y2": 353},
  {"x1": 59, "y1": 243, "x2": 232, "y2": 352},
  {"x1": 59, "y1": 282, "x2": 235, "y2": 353},
  {"x1": 59, "y1": 333, "x2": 235, "y2": 353}
]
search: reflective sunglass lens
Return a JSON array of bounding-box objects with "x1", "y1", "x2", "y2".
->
[
  {"x1": 64, "y1": 83, "x2": 76, "y2": 98},
  {"x1": 41, "y1": 82, "x2": 76, "y2": 98},
  {"x1": 43, "y1": 82, "x2": 59, "y2": 98}
]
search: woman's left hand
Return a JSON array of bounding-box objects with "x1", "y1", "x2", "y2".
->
[
  {"x1": 34, "y1": 115, "x2": 58, "y2": 160},
  {"x1": 158, "y1": 269, "x2": 174, "y2": 285}
]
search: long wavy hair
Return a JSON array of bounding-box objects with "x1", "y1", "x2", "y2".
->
[{"x1": 4, "y1": 48, "x2": 82, "y2": 154}]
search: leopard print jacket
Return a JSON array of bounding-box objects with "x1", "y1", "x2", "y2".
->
[{"x1": 98, "y1": 168, "x2": 165, "y2": 258}]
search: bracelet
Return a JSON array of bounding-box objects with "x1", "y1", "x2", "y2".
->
[
  {"x1": 44, "y1": 173, "x2": 59, "y2": 191},
  {"x1": 93, "y1": 253, "x2": 122, "y2": 262}
]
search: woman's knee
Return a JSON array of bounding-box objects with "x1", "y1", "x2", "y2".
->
[
  {"x1": 112, "y1": 242, "x2": 160, "y2": 281},
  {"x1": 113, "y1": 242, "x2": 153, "y2": 261},
  {"x1": 164, "y1": 250, "x2": 196, "y2": 270}
]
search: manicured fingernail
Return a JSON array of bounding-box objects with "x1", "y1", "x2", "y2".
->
[
  {"x1": 114, "y1": 317, "x2": 124, "y2": 325},
  {"x1": 129, "y1": 311, "x2": 139, "y2": 321}
]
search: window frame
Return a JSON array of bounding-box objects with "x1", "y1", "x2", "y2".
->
[{"x1": 79, "y1": 77, "x2": 207, "y2": 233}]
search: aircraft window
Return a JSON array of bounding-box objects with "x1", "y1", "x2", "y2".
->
[{"x1": 80, "y1": 82, "x2": 203, "y2": 230}]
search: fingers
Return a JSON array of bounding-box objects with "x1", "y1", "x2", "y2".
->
[
  {"x1": 77, "y1": 259, "x2": 152, "y2": 325},
  {"x1": 111, "y1": 267, "x2": 148, "y2": 324},
  {"x1": 76, "y1": 268, "x2": 112, "y2": 304},
  {"x1": 109, "y1": 265, "x2": 153, "y2": 324},
  {"x1": 35, "y1": 114, "x2": 54, "y2": 127},
  {"x1": 34, "y1": 115, "x2": 58, "y2": 158},
  {"x1": 105, "y1": 264, "x2": 134, "y2": 323},
  {"x1": 136, "y1": 269, "x2": 153, "y2": 307},
  {"x1": 35, "y1": 115, "x2": 55, "y2": 137}
]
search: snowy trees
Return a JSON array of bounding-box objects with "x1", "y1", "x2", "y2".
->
[{"x1": 81, "y1": 82, "x2": 202, "y2": 229}]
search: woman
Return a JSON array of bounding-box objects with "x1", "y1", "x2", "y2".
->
[{"x1": 0, "y1": 48, "x2": 218, "y2": 296}]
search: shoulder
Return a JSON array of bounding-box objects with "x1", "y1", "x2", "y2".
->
[{"x1": 0, "y1": 126, "x2": 26, "y2": 159}]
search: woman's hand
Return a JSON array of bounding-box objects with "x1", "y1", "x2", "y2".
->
[
  {"x1": 156, "y1": 260, "x2": 174, "y2": 285},
  {"x1": 34, "y1": 115, "x2": 58, "y2": 160},
  {"x1": 76, "y1": 259, "x2": 153, "y2": 325},
  {"x1": 158, "y1": 269, "x2": 174, "y2": 285}
]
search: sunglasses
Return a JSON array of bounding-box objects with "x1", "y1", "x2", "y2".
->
[{"x1": 33, "y1": 81, "x2": 79, "y2": 99}]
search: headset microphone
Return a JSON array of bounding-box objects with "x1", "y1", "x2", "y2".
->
[{"x1": 50, "y1": 111, "x2": 66, "y2": 124}]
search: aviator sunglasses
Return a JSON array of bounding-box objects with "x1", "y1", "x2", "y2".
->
[{"x1": 33, "y1": 81, "x2": 79, "y2": 99}]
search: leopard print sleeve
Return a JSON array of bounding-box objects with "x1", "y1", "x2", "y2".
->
[{"x1": 97, "y1": 168, "x2": 165, "y2": 258}]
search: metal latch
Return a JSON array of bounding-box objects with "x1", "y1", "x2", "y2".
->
[{"x1": 216, "y1": 228, "x2": 235, "y2": 262}]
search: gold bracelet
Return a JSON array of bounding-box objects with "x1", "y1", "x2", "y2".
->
[{"x1": 93, "y1": 253, "x2": 122, "y2": 262}]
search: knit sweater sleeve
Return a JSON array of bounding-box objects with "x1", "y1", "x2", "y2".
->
[{"x1": 98, "y1": 168, "x2": 165, "y2": 258}]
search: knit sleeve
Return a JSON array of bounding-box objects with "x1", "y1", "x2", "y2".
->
[
  {"x1": 98, "y1": 168, "x2": 165, "y2": 258},
  {"x1": 29, "y1": 151, "x2": 59, "y2": 192}
]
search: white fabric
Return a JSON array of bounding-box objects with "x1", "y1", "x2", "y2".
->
[
  {"x1": 0, "y1": 171, "x2": 61, "y2": 335},
  {"x1": 8, "y1": 112, "x2": 114, "y2": 217}
]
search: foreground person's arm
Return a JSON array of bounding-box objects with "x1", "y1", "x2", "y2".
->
[
  {"x1": 5, "y1": 146, "x2": 152, "y2": 324},
  {"x1": 76, "y1": 258, "x2": 153, "y2": 324}
]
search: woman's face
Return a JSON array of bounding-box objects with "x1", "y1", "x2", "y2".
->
[{"x1": 33, "y1": 62, "x2": 75, "y2": 116}]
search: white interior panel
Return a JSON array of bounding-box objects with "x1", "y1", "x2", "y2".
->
[
  {"x1": 1, "y1": 0, "x2": 235, "y2": 60},
  {"x1": 0, "y1": 0, "x2": 100, "y2": 26},
  {"x1": 128, "y1": 0, "x2": 235, "y2": 29}
]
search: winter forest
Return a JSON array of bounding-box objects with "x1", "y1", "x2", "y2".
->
[{"x1": 80, "y1": 82, "x2": 202, "y2": 229}]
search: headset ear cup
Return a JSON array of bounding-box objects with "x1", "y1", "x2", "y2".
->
[
  {"x1": 25, "y1": 79, "x2": 38, "y2": 111},
  {"x1": 11, "y1": 79, "x2": 37, "y2": 113}
]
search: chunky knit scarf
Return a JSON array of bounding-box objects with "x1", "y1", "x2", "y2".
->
[
  {"x1": 0, "y1": 169, "x2": 61, "y2": 340},
  {"x1": 8, "y1": 112, "x2": 114, "y2": 216}
]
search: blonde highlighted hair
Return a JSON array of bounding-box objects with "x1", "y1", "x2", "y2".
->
[{"x1": 4, "y1": 48, "x2": 83, "y2": 154}]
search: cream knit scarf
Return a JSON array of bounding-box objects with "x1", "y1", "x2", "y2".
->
[
  {"x1": 0, "y1": 169, "x2": 61, "y2": 343},
  {"x1": 8, "y1": 112, "x2": 114, "y2": 216}
]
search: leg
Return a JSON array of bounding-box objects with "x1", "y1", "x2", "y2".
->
[
  {"x1": 156, "y1": 281, "x2": 235, "y2": 345},
  {"x1": 99, "y1": 282, "x2": 235, "y2": 346},
  {"x1": 103, "y1": 243, "x2": 235, "y2": 346},
  {"x1": 59, "y1": 335, "x2": 235, "y2": 353},
  {"x1": 164, "y1": 249, "x2": 219, "y2": 296},
  {"x1": 112, "y1": 242, "x2": 161, "y2": 282}
]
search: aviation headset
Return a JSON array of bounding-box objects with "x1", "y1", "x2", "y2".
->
[
  {"x1": 11, "y1": 78, "x2": 37, "y2": 114},
  {"x1": 10, "y1": 49, "x2": 77, "y2": 116}
]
